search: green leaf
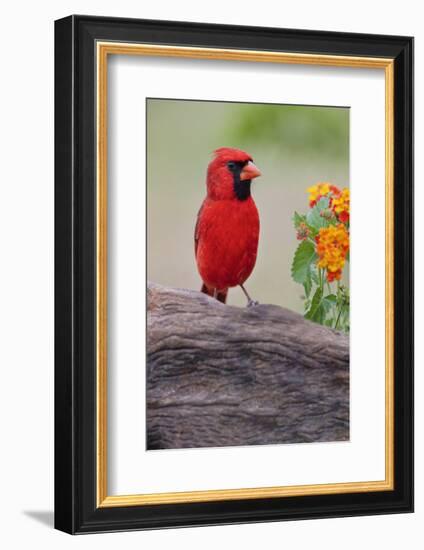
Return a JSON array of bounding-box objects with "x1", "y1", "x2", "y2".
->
[
  {"x1": 324, "y1": 294, "x2": 337, "y2": 305},
  {"x1": 310, "y1": 264, "x2": 319, "y2": 285},
  {"x1": 293, "y1": 211, "x2": 306, "y2": 229},
  {"x1": 336, "y1": 303, "x2": 350, "y2": 333},
  {"x1": 306, "y1": 197, "x2": 331, "y2": 231},
  {"x1": 305, "y1": 291, "x2": 336, "y2": 325},
  {"x1": 322, "y1": 295, "x2": 337, "y2": 324},
  {"x1": 305, "y1": 286, "x2": 324, "y2": 322},
  {"x1": 291, "y1": 240, "x2": 317, "y2": 285},
  {"x1": 303, "y1": 273, "x2": 312, "y2": 298}
]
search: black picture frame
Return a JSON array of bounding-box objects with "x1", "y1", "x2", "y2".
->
[{"x1": 55, "y1": 14, "x2": 414, "y2": 534}]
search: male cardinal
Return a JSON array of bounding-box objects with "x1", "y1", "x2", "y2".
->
[{"x1": 195, "y1": 147, "x2": 261, "y2": 306}]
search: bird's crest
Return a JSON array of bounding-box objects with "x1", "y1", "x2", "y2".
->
[{"x1": 213, "y1": 147, "x2": 252, "y2": 163}]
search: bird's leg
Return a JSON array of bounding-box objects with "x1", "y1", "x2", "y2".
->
[
  {"x1": 213, "y1": 288, "x2": 218, "y2": 300},
  {"x1": 240, "y1": 284, "x2": 259, "y2": 308}
]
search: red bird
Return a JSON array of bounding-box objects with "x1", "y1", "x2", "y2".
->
[{"x1": 195, "y1": 147, "x2": 261, "y2": 306}]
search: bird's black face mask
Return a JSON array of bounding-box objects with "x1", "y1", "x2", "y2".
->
[{"x1": 227, "y1": 160, "x2": 251, "y2": 201}]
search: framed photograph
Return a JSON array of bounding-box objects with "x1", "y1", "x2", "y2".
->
[{"x1": 54, "y1": 15, "x2": 413, "y2": 534}]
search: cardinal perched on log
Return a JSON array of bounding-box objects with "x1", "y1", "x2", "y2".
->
[{"x1": 194, "y1": 147, "x2": 262, "y2": 306}]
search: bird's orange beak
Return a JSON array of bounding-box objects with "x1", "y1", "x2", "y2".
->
[{"x1": 240, "y1": 161, "x2": 261, "y2": 181}]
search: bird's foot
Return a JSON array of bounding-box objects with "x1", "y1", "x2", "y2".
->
[{"x1": 240, "y1": 284, "x2": 258, "y2": 308}]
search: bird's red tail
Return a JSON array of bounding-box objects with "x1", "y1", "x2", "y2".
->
[{"x1": 201, "y1": 283, "x2": 227, "y2": 304}]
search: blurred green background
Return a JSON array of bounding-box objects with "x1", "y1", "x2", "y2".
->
[{"x1": 147, "y1": 99, "x2": 349, "y2": 312}]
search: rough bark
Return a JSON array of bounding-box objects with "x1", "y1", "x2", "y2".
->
[{"x1": 147, "y1": 281, "x2": 349, "y2": 450}]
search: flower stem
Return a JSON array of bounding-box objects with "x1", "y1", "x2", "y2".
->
[
  {"x1": 334, "y1": 280, "x2": 342, "y2": 329},
  {"x1": 334, "y1": 307, "x2": 342, "y2": 330},
  {"x1": 319, "y1": 268, "x2": 324, "y2": 295}
]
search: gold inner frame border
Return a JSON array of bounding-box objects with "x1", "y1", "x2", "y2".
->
[{"x1": 96, "y1": 42, "x2": 394, "y2": 508}]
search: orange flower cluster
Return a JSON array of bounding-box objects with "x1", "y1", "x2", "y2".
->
[
  {"x1": 332, "y1": 188, "x2": 350, "y2": 223},
  {"x1": 307, "y1": 182, "x2": 341, "y2": 207},
  {"x1": 307, "y1": 182, "x2": 350, "y2": 224},
  {"x1": 315, "y1": 224, "x2": 349, "y2": 282}
]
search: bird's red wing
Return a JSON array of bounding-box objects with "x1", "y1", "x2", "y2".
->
[{"x1": 194, "y1": 201, "x2": 205, "y2": 258}]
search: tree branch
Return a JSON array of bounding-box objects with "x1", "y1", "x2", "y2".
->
[{"x1": 147, "y1": 281, "x2": 349, "y2": 450}]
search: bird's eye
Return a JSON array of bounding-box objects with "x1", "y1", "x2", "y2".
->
[{"x1": 227, "y1": 161, "x2": 236, "y2": 170}]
